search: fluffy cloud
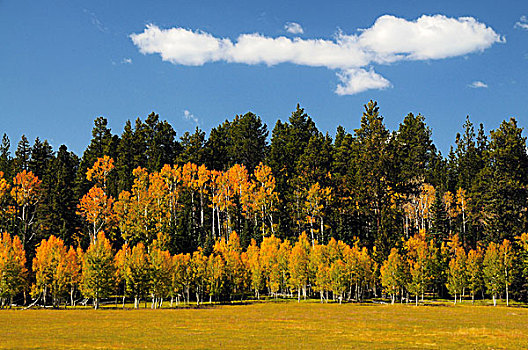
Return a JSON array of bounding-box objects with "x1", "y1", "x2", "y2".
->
[
  {"x1": 336, "y1": 68, "x2": 391, "y2": 95},
  {"x1": 285, "y1": 22, "x2": 304, "y2": 34},
  {"x1": 130, "y1": 15, "x2": 503, "y2": 95},
  {"x1": 468, "y1": 81, "x2": 488, "y2": 88}
]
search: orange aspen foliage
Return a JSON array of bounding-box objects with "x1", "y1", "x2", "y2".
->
[
  {"x1": 11, "y1": 170, "x2": 41, "y2": 248},
  {"x1": 60, "y1": 246, "x2": 82, "y2": 307},
  {"x1": 246, "y1": 239, "x2": 263, "y2": 299},
  {"x1": 0, "y1": 232, "x2": 27, "y2": 306},
  {"x1": 77, "y1": 186, "x2": 115, "y2": 243},
  {"x1": 259, "y1": 235, "x2": 282, "y2": 297},
  {"x1": 86, "y1": 155, "x2": 114, "y2": 190},
  {"x1": 288, "y1": 232, "x2": 311, "y2": 301},
  {"x1": 252, "y1": 163, "x2": 279, "y2": 236},
  {"x1": 196, "y1": 164, "x2": 210, "y2": 228},
  {"x1": 32, "y1": 235, "x2": 68, "y2": 306}
]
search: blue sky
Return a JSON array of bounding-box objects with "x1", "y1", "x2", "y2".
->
[{"x1": 1, "y1": 1, "x2": 527, "y2": 155}]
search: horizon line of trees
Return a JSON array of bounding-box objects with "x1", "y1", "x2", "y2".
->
[
  {"x1": 1, "y1": 229, "x2": 526, "y2": 308},
  {"x1": 0, "y1": 100, "x2": 527, "y2": 305}
]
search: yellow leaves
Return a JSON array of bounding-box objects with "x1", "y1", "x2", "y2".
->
[
  {"x1": 77, "y1": 186, "x2": 115, "y2": 243},
  {"x1": 0, "y1": 232, "x2": 27, "y2": 297},
  {"x1": 11, "y1": 170, "x2": 41, "y2": 207},
  {"x1": 86, "y1": 156, "x2": 114, "y2": 189},
  {"x1": 443, "y1": 191, "x2": 458, "y2": 219},
  {"x1": 32, "y1": 235, "x2": 80, "y2": 299},
  {"x1": 0, "y1": 172, "x2": 10, "y2": 199},
  {"x1": 456, "y1": 187, "x2": 469, "y2": 213}
]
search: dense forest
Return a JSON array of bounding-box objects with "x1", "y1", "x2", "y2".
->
[{"x1": 1, "y1": 100, "x2": 528, "y2": 308}]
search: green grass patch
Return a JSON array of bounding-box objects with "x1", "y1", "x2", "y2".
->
[{"x1": 1, "y1": 301, "x2": 528, "y2": 349}]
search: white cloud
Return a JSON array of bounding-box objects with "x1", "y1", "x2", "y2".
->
[
  {"x1": 130, "y1": 15, "x2": 502, "y2": 95},
  {"x1": 121, "y1": 58, "x2": 133, "y2": 64},
  {"x1": 358, "y1": 15, "x2": 503, "y2": 62},
  {"x1": 183, "y1": 110, "x2": 199, "y2": 125},
  {"x1": 336, "y1": 68, "x2": 391, "y2": 95},
  {"x1": 468, "y1": 81, "x2": 488, "y2": 88},
  {"x1": 285, "y1": 22, "x2": 304, "y2": 34},
  {"x1": 515, "y1": 15, "x2": 528, "y2": 30}
]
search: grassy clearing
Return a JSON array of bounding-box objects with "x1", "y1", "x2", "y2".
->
[{"x1": 1, "y1": 301, "x2": 528, "y2": 349}]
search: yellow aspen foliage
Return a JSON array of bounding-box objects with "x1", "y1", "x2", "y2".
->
[
  {"x1": 380, "y1": 248, "x2": 406, "y2": 304},
  {"x1": 259, "y1": 235, "x2": 282, "y2": 297},
  {"x1": 11, "y1": 170, "x2": 41, "y2": 248},
  {"x1": 81, "y1": 232, "x2": 116, "y2": 309},
  {"x1": 86, "y1": 155, "x2": 114, "y2": 190},
  {"x1": 149, "y1": 245, "x2": 173, "y2": 308},
  {"x1": 32, "y1": 235, "x2": 68, "y2": 306},
  {"x1": 0, "y1": 232, "x2": 27, "y2": 307},
  {"x1": 77, "y1": 186, "x2": 115, "y2": 243},
  {"x1": 288, "y1": 232, "x2": 311, "y2": 301}
]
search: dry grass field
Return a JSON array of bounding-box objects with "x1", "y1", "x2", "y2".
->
[{"x1": 1, "y1": 301, "x2": 528, "y2": 349}]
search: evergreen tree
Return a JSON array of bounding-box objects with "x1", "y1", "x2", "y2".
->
[
  {"x1": 75, "y1": 117, "x2": 119, "y2": 200},
  {"x1": 29, "y1": 138, "x2": 53, "y2": 179},
  {"x1": 268, "y1": 105, "x2": 318, "y2": 239},
  {"x1": 0, "y1": 134, "x2": 12, "y2": 180},
  {"x1": 14, "y1": 135, "x2": 31, "y2": 173},
  {"x1": 331, "y1": 126, "x2": 359, "y2": 243},
  {"x1": 178, "y1": 127, "x2": 207, "y2": 166},
  {"x1": 43, "y1": 145, "x2": 79, "y2": 245},
  {"x1": 141, "y1": 112, "x2": 179, "y2": 172},
  {"x1": 204, "y1": 120, "x2": 231, "y2": 171},
  {"x1": 115, "y1": 120, "x2": 137, "y2": 193},
  {"x1": 228, "y1": 112, "x2": 268, "y2": 172},
  {"x1": 352, "y1": 101, "x2": 394, "y2": 257},
  {"x1": 480, "y1": 118, "x2": 528, "y2": 242},
  {"x1": 393, "y1": 113, "x2": 435, "y2": 194}
]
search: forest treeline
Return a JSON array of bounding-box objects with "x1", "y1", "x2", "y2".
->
[{"x1": 0, "y1": 100, "x2": 528, "y2": 306}]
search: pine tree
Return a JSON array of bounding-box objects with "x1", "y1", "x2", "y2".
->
[
  {"x1": 479, "y1": 118, "x2": 528, "y2": 242},
  {"x1": 393, "y1": 113, "x2": 435, "y2": 195},
  {"x1": 228, "y1": 112, "x2": 268, "y2": 172},
  {"x1": 178, "y1": 127, "x2": 207, "y2": 166},
  {"x1": 45, "y1": 145, "x2": 79, "y2": 245},
  {"x1": 14, "y1": 135, "x2": 31, "y2": 173},
  {"x1": 352, "y1": 101, "x2": 394, "y2": 256},
  {"x1": 0, "y1": 134, "x2": 12, "y2": 179},
  {"x1": 268, "y1": 104, "x2": 318, "y2": 239}
]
